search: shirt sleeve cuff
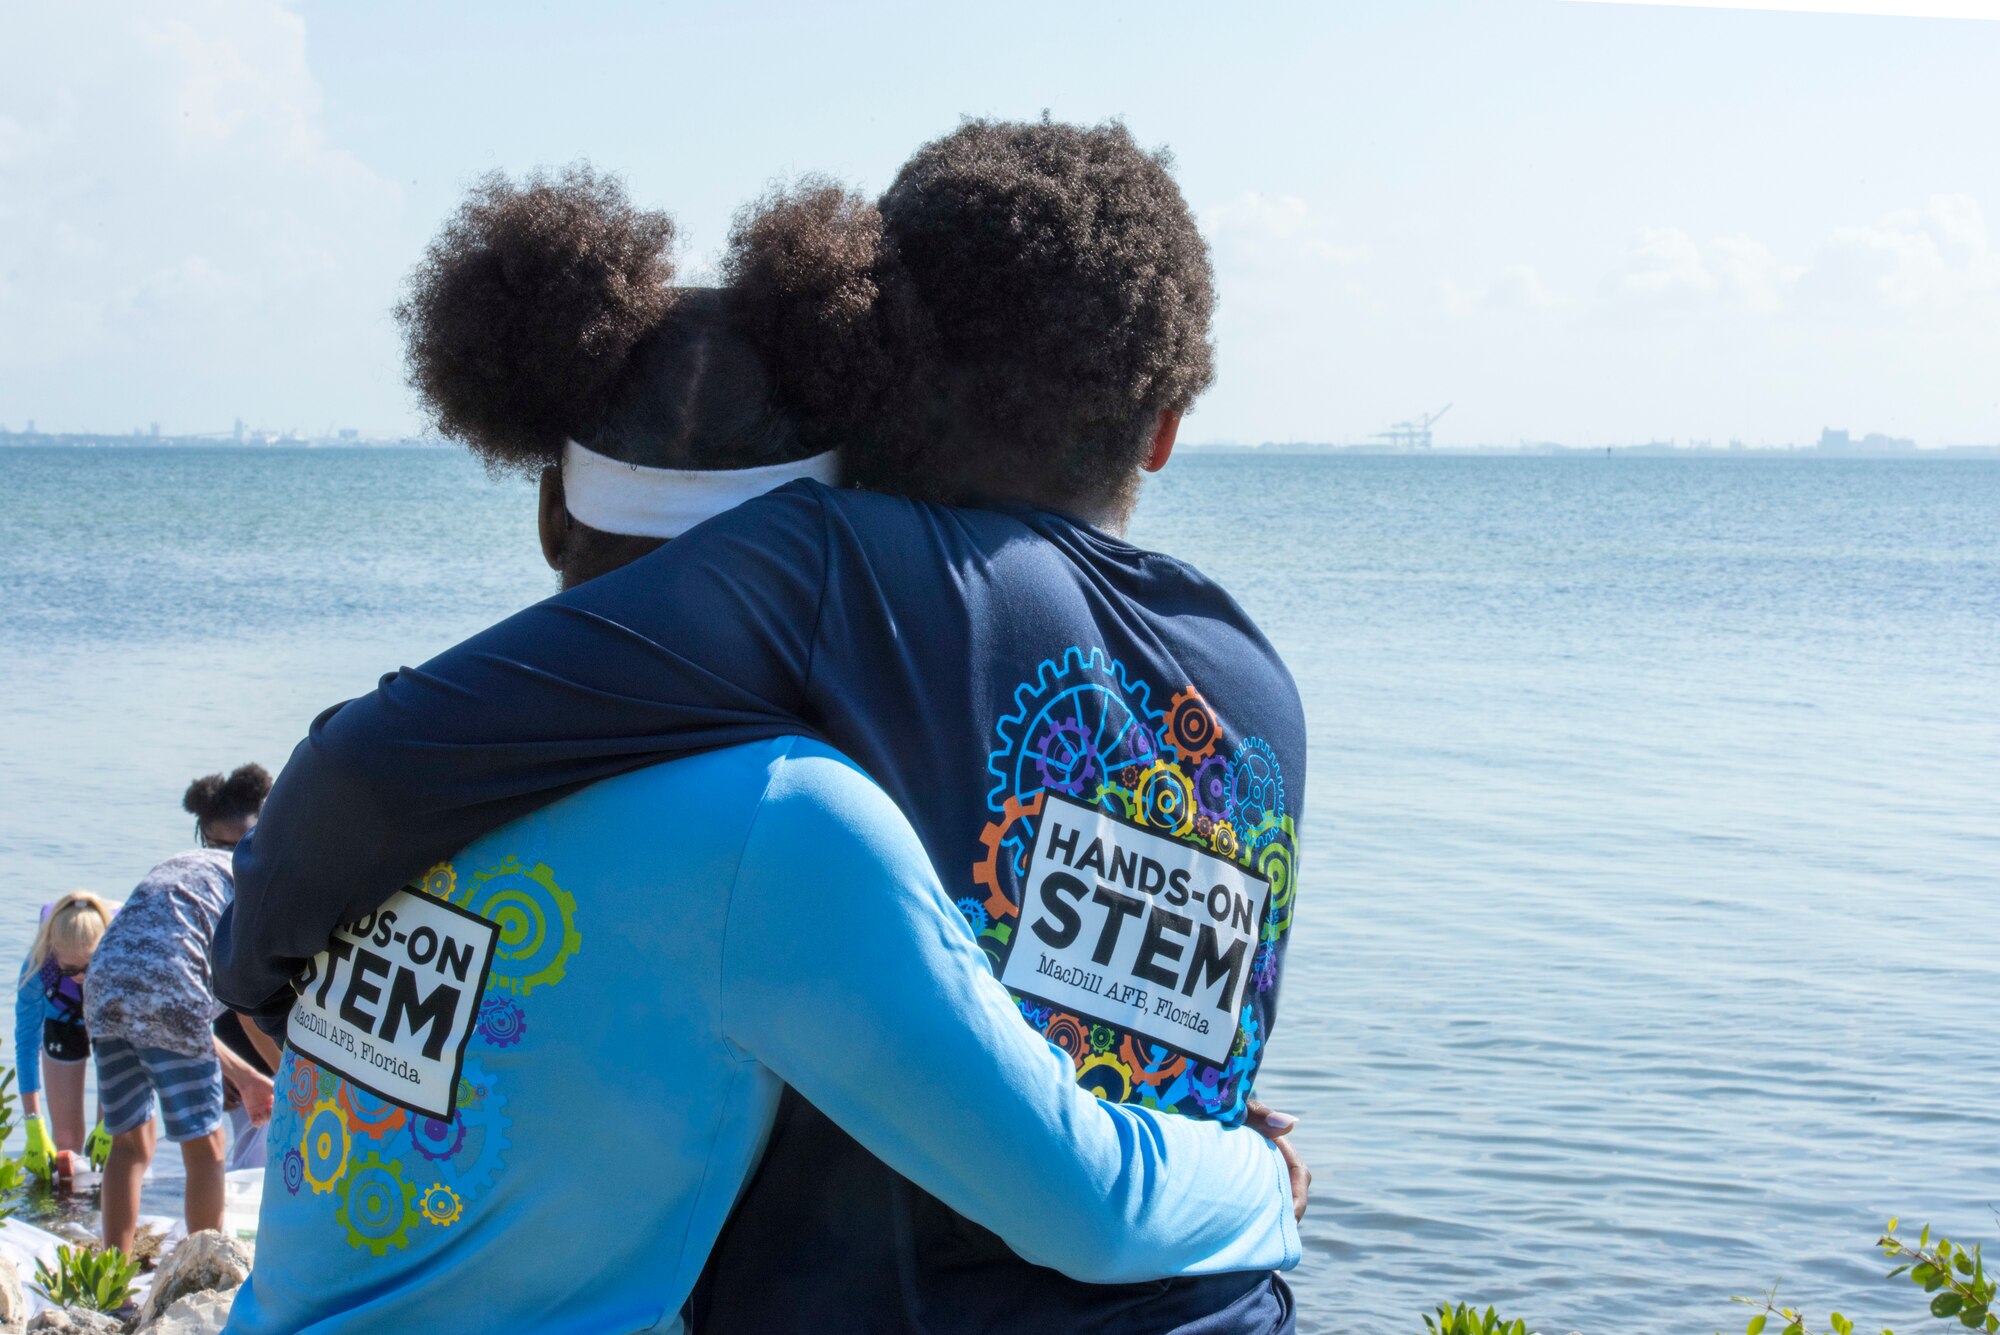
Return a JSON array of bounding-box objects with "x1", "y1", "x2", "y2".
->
[{"x1": 1269, "y1": 1135, "x2": 1303, "y2": 1271}]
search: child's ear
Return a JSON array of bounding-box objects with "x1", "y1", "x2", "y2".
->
[
  {"x1": 538, "y1": 466, "x2": 570, "y2": 572},
  {"x1": 1144, "y1": 411, "x2": 1181, "y2": 473}
]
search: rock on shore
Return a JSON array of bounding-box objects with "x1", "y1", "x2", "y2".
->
[{"x1": 133, "y1": 1233, "x2": 250, "y2": 1331}]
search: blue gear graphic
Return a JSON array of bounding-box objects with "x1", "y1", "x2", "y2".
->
[
  {"x1": 987, "y1": 646, "x2": 1163, "y2": 811},
  {"x1": 986, "y1": 647, "x2": 1166, "y2": 884},
  {"x1": 412, "y1": 1058, "x2": 510, "y2": 1204},
  {"x1": 1229, "y1": 738, "x2": 1286, "y2": 835},
  {"x1": 955, "y1": 898, "x2": 990, "y2": 933}
]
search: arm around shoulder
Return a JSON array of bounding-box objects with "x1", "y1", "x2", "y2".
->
[{"x1": 718, "y1": 742, "x2": 1301, "y2": 1283}]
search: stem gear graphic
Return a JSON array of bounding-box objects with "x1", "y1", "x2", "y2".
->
[
  {"x1": 454, "y1": 856, "x2": 582, "y2": 996},
  {"x1": 338, "y1": 1151, "x2": 419, "y2": 1256},
  {"x1": 300, "y1": 1098, "x2": 350, "y2": 1195},
  {"x1": 419, "y1": 1183, "x2": 463, "y2": 1228}
]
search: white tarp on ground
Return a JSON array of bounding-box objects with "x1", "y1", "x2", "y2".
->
[{"x1": 2, "y1": 1167, "x2": 259, "y2": 1317}]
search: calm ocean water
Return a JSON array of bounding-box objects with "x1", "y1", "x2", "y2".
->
[{"x1": 2, "y1": 445, "x2": 1995, "y2": 1332}]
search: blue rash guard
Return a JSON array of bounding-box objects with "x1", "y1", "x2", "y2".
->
[
  {"x1": 224, "y1": 739, "x2": 1299, "y2": 1335},
  {"x1": 215, "y1": 482, "x2": 1308, "y2": 1334}
]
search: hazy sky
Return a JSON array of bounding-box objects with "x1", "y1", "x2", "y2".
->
[{"x1": 3, "y1": 0, "x2": 1997, "y2": 446}]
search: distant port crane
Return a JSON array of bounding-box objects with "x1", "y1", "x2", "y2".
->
[{"x1": 1373, "y1": 403, "x2": 1453, "y2": 450}]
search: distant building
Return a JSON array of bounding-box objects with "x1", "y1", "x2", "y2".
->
[{"x1": 1818, "y1": 427, "x2": 1915, "y2": 454}]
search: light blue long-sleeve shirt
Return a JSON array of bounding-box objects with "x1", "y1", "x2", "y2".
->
[
  {"x1": 13, "y1": 965, "x2": 43, "y2": 1097},
  {"x1": 227, "y1": 738, "x2": 1298, "y2": 1335}
]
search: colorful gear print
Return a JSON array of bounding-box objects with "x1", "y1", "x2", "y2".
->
[
  {"x1": 1016, "y1": 999, "x2": 1051, "y2": 1031},
  {"x1": 285, "y1": 1057, "x2": 321, "y2": 1114},
  {"x1": 1133, "y1": 762, "x2": 1197, "y2": 837},
  {"x1": 456, "y1": 856, "x2": 581, "y2": 996},
  {"x1": 1078, "y1": 1053, "x2": 1135, "y2": 1103},
  {"x1": 411, "y1": 1058, "x2": 510, "y2": 1204},
  {"x1": 1091, "y1": 781, "x2": 1136, "y2": 821},
  {"x1": 1230, "y1": 738, "x2": 1286, "y2": 834},
  {"x1": 1120, "y1": 1035, "x2": 1189, "y2": 1089},
  {"x1": 338, "y1": 1151, "x2": 419, "y2": 1256},
  {"x1": 1256, "y1": 834, "x2": 1297, "y2": 942},
  {"x1": 986, "y1": 647, "x2": 1164, "y2": 887},
  {"x1": 987, "y1": 647, "x2": 1163, "y2": 811},
  {"x1": 282, "y1": 1149, "x2": 305, "y2": 1196},
  {"x1": 409, "y1": 1113, "x2": 467, "y2": 1164},
  {"x1": 1193, "y1": 755, "x2": 1236, "y2": 825},
  {"x1": 1163, "y1": 688, "x2": 1221, "y2": 766},
  {"x1": 1030, "y1": 718, "x2": 1103, "y2": 797},
  {"x1": 971, "y1": 792, "x2": 1043, "y2": 921},
  {"x1": 317, "y1": 1068, "x2": 341, "y2": 1099},
  {"x1": 301, "y1": 1098, "x2": 350, "y2": 1195},
  {"x1": 955, "y1": 898, "x2": 991, "y2": 933},
  {"x1": 1252, "y1": 943, "x2": 1279, "y2": 994},
  {"x1": 1042, "y1": 1013, "x2": 1090, "y2": 1068},
  {"x1": 419, "y1": 1183, "x2": 463, "y2": 1227},
  {"x1": 418, "y1": 862, "x2": 456, "y2": 900},
  {"x1": 476, "y1": 994, "x2": 527, "y2": 1048},
  {"x1": 1209, "y1": 820, "x2": 1242, "y2": 862},
  {"x1": 1088, "y1": 1023, "x2": 1115, "y2": 1056},
  {"x1": 338, "y1": 1082, "x2": 409, "y2": 1141}
]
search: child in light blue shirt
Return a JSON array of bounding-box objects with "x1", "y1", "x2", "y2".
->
[{"x1": 227, "y1": 739, "x2": 1299, "y2": 1335}]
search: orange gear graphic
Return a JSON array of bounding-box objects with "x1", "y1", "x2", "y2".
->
[
  {"x1": 337, "y1": 1082, "x2": 410, "y2": 1140},
  {"x1": 971, "y1": 792, "x2": 1044, "y2": 921},
  {"x1": 1164, "y1": 688, "x2": 1220, "y2": 766},
  {"x1": 1120, "y1": 1034, "x2": 1190, "y2": 1088}
]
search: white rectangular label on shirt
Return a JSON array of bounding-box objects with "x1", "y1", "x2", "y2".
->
[
  {"x1": 285, "y1": 888, "x2": 497, "y2": 1120},
  {"x1": 999, "y1": 794, "x2": 1269, "y2": 1067}
]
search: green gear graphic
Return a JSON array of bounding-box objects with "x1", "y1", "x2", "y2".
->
[
  {"x1": 338, "y1": 1151, "x2": 419, "y2": 1256},
  {"x1": 300, "y1": 1098, "x2": 350, "y2": 1195},
  {"x1": 458, "y1": 855, "x2": 582, "y2": 995},
  {"x1": 419, "y1": 1183, "x2": 463, "y2": 1227},
  {"x1": 1091, "y1": 781, "x2": 1136, "y2": 821}
]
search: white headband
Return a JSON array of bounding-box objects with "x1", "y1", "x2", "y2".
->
[{"x1": 561, "y1": 439, "x2": 840, "y2": 539}]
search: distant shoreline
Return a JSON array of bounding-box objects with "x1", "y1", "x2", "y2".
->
[
  {"x1": 5, "y1": 436, "x2": 1997, "y2": 460},
  {"x1": 3, "y1": 437, "x2": 2000, "y2": 463}
]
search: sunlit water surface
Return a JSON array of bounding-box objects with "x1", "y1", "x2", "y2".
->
[{"x1": 2, "y1": 447, "x2": 1994, "y2": 1332}]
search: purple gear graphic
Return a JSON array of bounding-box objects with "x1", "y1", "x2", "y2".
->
[
  {"x1": 409, "y1": 1113, "x2": 467, "y2": 1164},
  {"x1": 1252, "y1": 943, "x2": 1279, "y2": 993},
  {"x1": 1193, "y1": 755, "x2": 1236, "y2": 823},
  {"x1": 282, "y1": 1149, "x2": 305, "y2": 1196},
  {"x1": 477, "y1": 995, "x2": 527, "y2": 1048},
  {"x1": 1030, "y1": 718, "x2": 1103, "y2": 797}
]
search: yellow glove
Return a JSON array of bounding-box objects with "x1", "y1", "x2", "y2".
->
[
  {"x1": 23, "y1": 1115, "x2": 56, "y2": 1182},
  {"x1": 86, "y1": 1120, "x2": 113, "y2": 1170}
]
